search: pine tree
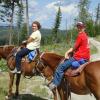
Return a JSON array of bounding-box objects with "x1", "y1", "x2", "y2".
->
[
  {"x1": 95, "y1": 3, "x2": 100, "y2": 36},
  {"x1": 0, "y1": 0, "x2": 20, "y2": 44},
  {"x1": 78, "y1": 0, "x2": 90, "y2": 22},
  {"x1": 20, "y1": 23, "x2": 27, "y2": 43},
  {"x1": 52, "y1": 7, "x2": 62, "y2": 43},
  {"x1": 17, "y1": 0, "x2": 24, "y2": 45}
]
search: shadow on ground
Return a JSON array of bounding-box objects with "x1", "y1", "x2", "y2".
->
[{"x1": 9, "y1": 94, "x2": 48, "y2": 100}]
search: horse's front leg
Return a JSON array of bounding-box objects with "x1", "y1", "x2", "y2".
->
[
  {"x1": 15, "y1": 73, "x2": 21, "y2": 97},
  {"x1": 8, "y1": 72, "x2": 15, "y2": 97}
]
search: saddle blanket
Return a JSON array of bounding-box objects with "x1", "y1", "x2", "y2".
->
[{"x1": 27, "y1": 50, "x2": 37, "y2": 61}]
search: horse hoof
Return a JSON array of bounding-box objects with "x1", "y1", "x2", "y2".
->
[
  {"x1": 15, "y1": 92, "x2": 19, "y2": 97},
  {"x1": 5, "y1": 96, "x2": 10, "y2": 100}
]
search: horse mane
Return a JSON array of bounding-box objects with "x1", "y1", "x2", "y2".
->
[{"x1": 40, "y1": 52, "x2": 64, "y2": 70}]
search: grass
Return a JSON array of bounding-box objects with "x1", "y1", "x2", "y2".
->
[
  {"x1": 0, "y1": 73, "x2": 9, "y2": 100},
  {"x1": 0, "y1": 73, "x2": 52, "y2": 100}
]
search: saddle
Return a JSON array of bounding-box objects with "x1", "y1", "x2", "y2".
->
[{"x1": 64, "y1": 62, "x2": 89, "y2": 77}]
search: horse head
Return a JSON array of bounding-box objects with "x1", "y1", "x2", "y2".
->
[
  {"x1": 35, "y1": 52, "x2": 64, "y2": 81},
  {"x1": 0, "y1": 45, "x2": 15, "y2": 60}
]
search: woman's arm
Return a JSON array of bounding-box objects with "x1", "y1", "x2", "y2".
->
[
  {"x1": 27, "y1": 37, "x2": 34, "y2": 43},
  {"x1": 65, "y1": 48, "x2": 73, "y2": 59}
]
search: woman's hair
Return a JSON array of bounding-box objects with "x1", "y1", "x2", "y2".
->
[{"x1": 32, "y1": 21, "x2": 41, "y2": 29}]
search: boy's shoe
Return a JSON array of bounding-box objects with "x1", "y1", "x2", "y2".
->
[
  {"x1": 48, "y1": 82, "x2": 57, "y2": 90},
  {"x1": 10, "y1": 68, "x2": 17, "y2": 73},
  {"x1": 17, "y1": 70, "x2": 21, "y2": 74}
]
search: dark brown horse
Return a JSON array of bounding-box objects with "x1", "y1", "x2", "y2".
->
[
  {"x1": 0, "y1": 45, "x2": 39, "y2": 99},
  {"x1": 35, "y1": 52, "x2": 100, "y2": 100}
]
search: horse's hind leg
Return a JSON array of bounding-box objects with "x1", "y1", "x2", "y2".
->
[
  {"x1": 90, "y1": 84, "x2": 100, "y2": 100},
  {"x1": 52, "y1": 89, "x2": 60, "y2": 100},
  {"x1": 8, "y1": 72, "x2": 15, "y2": 97},
  {"x1": 58, "y1": 87, "x2": 66, "y2": 100},
  {"x1": 15, "y1": 73, "x2": 21, "y2": 96},
  {"x1": 94, "y1": 93, "x2": 100, "y2": 100}
]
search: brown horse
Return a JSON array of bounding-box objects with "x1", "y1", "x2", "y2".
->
[
  {"x1": 35, "y1": 52, "x2": 100, "y2": 100},
  {"x1": 0, "y1": 45, "x2": 39, "y2": 99}
]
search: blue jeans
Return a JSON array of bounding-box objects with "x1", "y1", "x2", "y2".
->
[
  {"x1": 71, "y1": 58, "x2": 87, "y2": 69},
  {"x1": 52, "y1": 57, "x2": 75, "y2": 86},
  {"x1": 15, "y1": 48, "x2": 32, "y2": 71}
]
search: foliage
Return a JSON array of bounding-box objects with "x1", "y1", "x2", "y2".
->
[
  {"x1": 0, "y1": 59, "x2": 8, "y2": 71},
  {"x1": 94, "y1": 24, "x2": 100, "y2": 36},
  {"x1": 66, "y1": 28, "x2": 77, "y2": 47},
  {"x1": 0, "y1": 0, "x2": 23, "y2": 44},
  {"x1": 52, "y1": 7, "x2": 62, "y2": 43},
  {"x1": 19, "y1": 23, "x2": 28, "y2": 43},
  {"x1": 85, "y1": 19, "x2": 95, "y2": 37},
  {"x1": 16, "y1": 0, "x2": 24, "y2": 45},
  {"x1": 0, "y1": 0, "x2": 20, "y2": 23},
  {"x1": 78, "y1": 0, "x2": 90, "y2": 23},
  {"x1": 94, "y1": 3, "x2": 100, "y2": 36}
]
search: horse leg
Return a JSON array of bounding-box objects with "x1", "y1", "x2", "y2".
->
[
  {"x1": 15, "y1": 73, "x2": 21, "y2": 97},
  {"x1": 91, "y1": 88, "x2": 100, "y2": 100},
  {"x1": 58, "y1": 81, "x2": 70, "y2": 100},
  {"x1": 8, "y1": 72, "x2": 15, "y2": 97},
  {"x1": 52, "y1": 89, "x2": 59, "y2": 100},
  {"x1": 58, "y1": 87, "x2": 65, "y2": 100}
]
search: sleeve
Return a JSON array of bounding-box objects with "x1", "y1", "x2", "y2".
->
[
  {"x1": 30, "y1": 32, "x2": 37, "y2": 39},
  {"x1": 74, "y1": 35, "x2": 82, "y2": 50}
]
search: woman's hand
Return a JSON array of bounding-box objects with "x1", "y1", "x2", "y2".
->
[
  {"x1": 22, "y1": 40, "x2": 27, "y2": 44},
  {"x1": 65, "y1": 48, "x2": 73, "y2": 59},
  {"x1": 65, "y1": 52, "x2": 70, "y2": 59}
]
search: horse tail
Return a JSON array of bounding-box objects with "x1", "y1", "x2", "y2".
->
[{"x1": 63, "y1": 77, "x2": 71, "y2": 100}]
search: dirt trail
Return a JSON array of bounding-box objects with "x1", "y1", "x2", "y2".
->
[{"x1": 90, "y1": 38, "x2": 100, "y2": 61}]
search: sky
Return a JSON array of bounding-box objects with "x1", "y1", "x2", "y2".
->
[{"x1": 0, "y1": 0, "x2": 100, "y2": 30}]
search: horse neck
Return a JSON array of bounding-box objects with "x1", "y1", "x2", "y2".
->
[{"x1": 41, "y1": 52, "x2": 64, "y2": 71}]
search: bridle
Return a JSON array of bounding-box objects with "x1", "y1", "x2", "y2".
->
[
  {"x1": 35, "y1": 52, "x2": 53, "y2": 82},
  {"x1": 35, "y1": 58, "x2": 47, "y2": 73}
]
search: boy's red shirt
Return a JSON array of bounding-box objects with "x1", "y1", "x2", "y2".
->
[{"x1": 73, "y1": 31, "x2": 90, "y2": 60}]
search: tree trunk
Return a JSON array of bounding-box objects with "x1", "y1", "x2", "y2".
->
[
  {"x1": 9, "y1": 1, "x2": 14, "y2": 45},
  {"x1": 26, "y1": 0, "x2": 29, "y2": 36}
]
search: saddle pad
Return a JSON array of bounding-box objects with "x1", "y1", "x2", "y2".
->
[{"x1": 27, "y1": 50, "x2": 37, "y2": 61}]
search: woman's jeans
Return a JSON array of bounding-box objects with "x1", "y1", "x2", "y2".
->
[
  {"x1": 52, "y1": 57, "x2": 76, "y2": 86},
  {"x1": 15, "y1": 48, "x2": 32, "y2": 71}
]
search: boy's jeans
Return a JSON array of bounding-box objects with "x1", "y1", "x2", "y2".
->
[{"x1": 52, "y1": 57, "x2": 75, "y2": 86}]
